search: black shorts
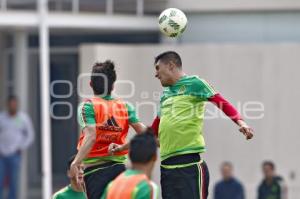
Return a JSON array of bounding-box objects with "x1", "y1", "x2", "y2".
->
[
  {"x1": 161, "y1": 153, "x2": 210, "y2": 199},
  {"x1": 84, "y1": 162, "x2": 125, "y2": 199}
]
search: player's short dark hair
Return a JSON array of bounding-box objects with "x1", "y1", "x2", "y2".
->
[
  {"x1": 7, "y1": 95, "x2": 17, "y2": 102},
  {"x1": 67, "y1": 155, "x2": 76, "y2": 171},
  {"x1": 155, "y1": 51, "x2": 182, "y2": 69},
  {"x1": 90, "y1": 60, "x2": 116, "y2": 95},
  {"x1": 129, "y1": 128, "x2": 157, "y2": 164},
  {"x1": 263, "y1": 161, "x2": 275, "y2": 170}
]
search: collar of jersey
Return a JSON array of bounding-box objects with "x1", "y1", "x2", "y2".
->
[
  {"x1": 126, "y1": 169, "x2": 144, "y2": 175},
  {"x1": 170, "y1": 75, "x2": 188, "y2": 88},
  {"x1": 96, "y1": 95, "x2": 114, "y2": 100},
  {"x1": 68, "y1": 184, "x2": 84, "y2": 193}
]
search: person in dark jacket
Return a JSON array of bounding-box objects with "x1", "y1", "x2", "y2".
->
[
  {"x1": 214, "y1": 162, "x2": 245, "y2": 199},
  {"x1": 258, "y1": 161, "x2": 287, "y2": 199}
]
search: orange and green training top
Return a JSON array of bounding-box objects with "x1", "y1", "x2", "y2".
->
[
  {"x1": 101, "y1": 169, "x2": 159, "y2": 199},
  {"x1": 77, "y1": 95, "x2": 139, "y2": 165}
]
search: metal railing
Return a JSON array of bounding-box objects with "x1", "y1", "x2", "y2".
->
[{"x1": 0, "y1": 0, "x2": 167, "y2": 15}]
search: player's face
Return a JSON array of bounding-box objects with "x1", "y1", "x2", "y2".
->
[
  {"x1": 68, "y1": 163, "x2": 84, "y2": 182},
  {"x1": 155, "y1": 60, "x2": 173, "y2": 87}
]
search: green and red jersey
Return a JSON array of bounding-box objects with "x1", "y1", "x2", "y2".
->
[{"x1": 158, "y1": 75, "x2": 216, "y2": 161}]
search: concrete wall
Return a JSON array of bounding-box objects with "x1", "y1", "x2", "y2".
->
[
  {"x1": 168, "y1": 0, "x2": 300, "y2": 12},
  {"x1": 180, "y1": 12, "x2": 300, "y2": 43},
  {"x1": 80, "y1": 44, "x2": 300, "y2": 199}
]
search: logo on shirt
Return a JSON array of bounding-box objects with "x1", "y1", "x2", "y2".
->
[
  {"x1": 177, "y1": 85, "x2": 186, "y2": 95},
  {"x1": 97, "y1": 116, "x2": 123, "y2": 132}
]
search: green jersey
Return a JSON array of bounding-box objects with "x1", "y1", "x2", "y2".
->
[
  {"x1": 52, "y1": 185, "x2": 86, "y2": 199},
  {"x1": 101, "y1": 169, "x2": 159, "y2": 199},
  {"x1": 159, "y1": 75, "x2": 216, "y2": 161}
]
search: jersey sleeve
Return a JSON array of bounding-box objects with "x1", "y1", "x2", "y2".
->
[
  {"x1": 126, "y1": 103, "x2": 140, "y2": 124},
  {"x1": 52, "y1": 192, "x2": 61, "y2": 199},
  {"x1": 133, "y1": 181, "x2": 159, "y2": 199},
  {"x1": 77, "y1": 100, "x2": 96, "y2": 129},
  {"x1": 151, "y1": 116, "x2": 160, "y2": 137},
  {"x1": 208, "y1": 93, "x2": 242, "y2": 123},
  {"x1": 157, "y1": 105, "x2": 161, "y2": 118},
  {"x1": 133, "y1": 181, "x2": 152, "y2": 199},
  {"x1": 150, "y1": 181, "x2": 159, "y2": 199},
  {"x1": 194, "y1": 77, "x2": 217, "y2": 100}
]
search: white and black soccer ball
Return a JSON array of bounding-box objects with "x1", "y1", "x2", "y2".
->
[{"x1": 158, "y1": 8, "x2": 188, "y2": 38}]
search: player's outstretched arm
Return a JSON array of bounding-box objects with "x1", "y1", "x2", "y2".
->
[
  {"x1": 130, "y1": 122, "x2": 147, "y2": 134},
  {"x1": 107, "y1": 122, "x2": 147, "y2": 154},
  {"x1": 70, "y1": 126, "x2": 96, "y2": 184},
  {"x1": 131, "y1": 122, "x2": 160, "y2": 145},
  {"x1": 108, "y1": 123, "x2": 155, "y2": 154},
  {"x1": 236, "y1": 119, "x2": 254, "y2": 140},
  {"x1": 108, "y1": 142, "x2": 129, "y2": 155},
  {"x1": 209, "y1": 93, "x2": 254, "y2": 140},
  {"x1": 126, "y1": 102, "x2": 146, "y2": 134}
]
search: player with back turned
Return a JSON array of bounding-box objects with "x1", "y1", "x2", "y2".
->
[{"x1": 70, "y1": 60, "x2": 147, "y2": 199}]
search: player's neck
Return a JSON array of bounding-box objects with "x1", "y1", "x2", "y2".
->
[
  {"x1": 170, "y1": 71, "x2": 186, "y2": 85},
  {"x1": 70, "y1": 180, "x2": 84, "y2": 192},
  {"x1": 131, "y1": 164, "x2": 152, "y2": 179}
]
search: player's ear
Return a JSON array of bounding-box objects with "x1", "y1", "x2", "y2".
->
[
  {"x1": 152, "y1": 153, "x2": 157, "y2": 162},
  {"x1": 67, "y1": 170, "x2": 71, "y2": 178},
  {"x1": 169, "y1": 61, "x2": 177, "y2": 71}
]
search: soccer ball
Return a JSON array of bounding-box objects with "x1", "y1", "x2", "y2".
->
[{"x1": 158, "y1": 8, "x2": 188, "y2": 38}]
